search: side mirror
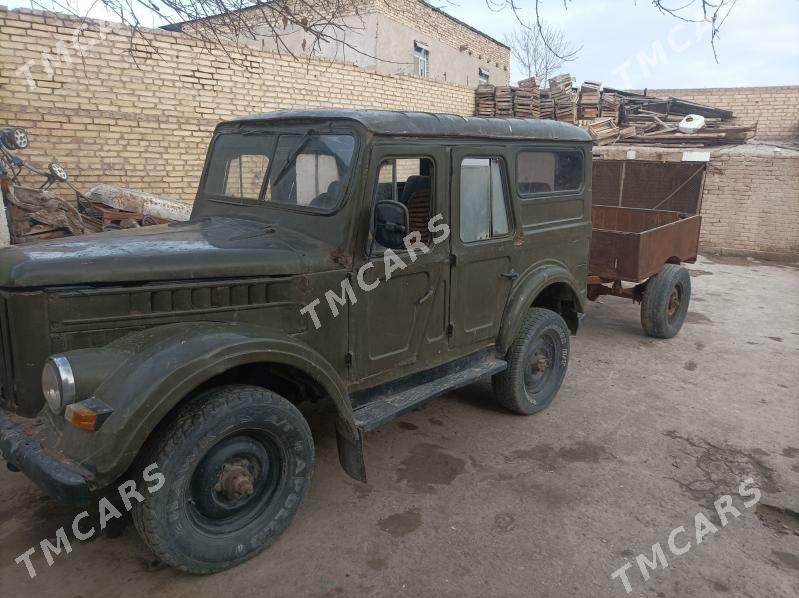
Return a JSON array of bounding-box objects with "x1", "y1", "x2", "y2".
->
[{"x1": 372, "y1": 200, "x2": 409, "y2": 250}]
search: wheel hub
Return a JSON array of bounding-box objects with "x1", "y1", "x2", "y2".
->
[
  {"x1": 667, "y1": 288, "x2": 681, "y2": 317},
  {"x1": 531, "y1": 350, "x2": 550, "y2": 373},
  {"x1": 214, "y1": 462, "x2": 255, "y2": 501}
]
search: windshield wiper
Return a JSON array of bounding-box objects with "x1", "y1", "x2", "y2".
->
[
  {"x1": 240, "y1": 128, "x2": 273, "y2": 136},
  {"x1": 271, "y1": 129, "x2": 316, "y2": 187}
]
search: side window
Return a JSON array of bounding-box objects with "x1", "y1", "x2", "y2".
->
[
  {"x1": 459, "y1": 157, "x2": 511, "y2": 243},
  {"x1": 517, "y1": 150, "x2": 584, "y2": 196},
  {"x1": 371, "y1": 157, "x2": 435, "y2": 247}
]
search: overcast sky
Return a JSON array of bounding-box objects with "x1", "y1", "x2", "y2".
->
[{"x1": 6, "y1": 0, "x2": 798, "y2": 88}]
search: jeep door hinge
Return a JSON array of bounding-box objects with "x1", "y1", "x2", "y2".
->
[
  {"x1": 345, "y1": 352, "x2": 354, "y2": 366},
  {"x1": 446, "y1": 323, "x2": 454, "y2": 337},
  {"x1": 449, "y1": 254, "x2": 457, "y2": 266}
]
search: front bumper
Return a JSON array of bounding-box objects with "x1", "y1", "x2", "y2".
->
[{"x1": 0, "y1": 411, "x2": 92, "y2": 504}]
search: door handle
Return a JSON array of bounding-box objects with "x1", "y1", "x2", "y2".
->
[
  {"x1": 417, "y1": 288, "x2": 435, "y2": 305},
  {"x1": 500, "y1": 270, "x2": 519, "y2": 281}
]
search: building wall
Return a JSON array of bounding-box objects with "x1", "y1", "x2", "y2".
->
[
  {"x1": 0, "y1": 7, "x2": 476, "y2": 202},
  {"x1": 645, "y1": 86, "x2": 799, "y2": 140},
  {"x1": 188, "y1": 0, "x2": 510, "y2": 87},
  {"x1": 700, "y1": 145, "x2": 799, "y2": 257},
  {"x1": 372, "y1": 13, "x2": 506, "y2": 87},
  {"x1": 367, "y1": 0, "x2": 509, "y2": 84}
]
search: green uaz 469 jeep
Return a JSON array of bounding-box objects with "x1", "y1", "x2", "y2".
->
[{"x1": 0, "y1": 110, "x2": 591, "y2": 573}]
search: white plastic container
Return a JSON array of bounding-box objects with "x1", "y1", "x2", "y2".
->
[{"x1": 678, "y1": 114, "x2": 706, "y2": 134}]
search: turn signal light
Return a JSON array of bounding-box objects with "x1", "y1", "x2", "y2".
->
[{"x1": 64, "y1": 400, "x2": 113, "y2": 432}]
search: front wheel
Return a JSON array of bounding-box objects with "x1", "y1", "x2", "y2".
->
[
  {"x1": 492, "y1": 308, "x2": 571, "y2": 415},
  {"x1": 132, "y1": 385, "x2": 314, "y2": 574},
  {"x1": 640, "y1": 264, "x2": 691, "y2": 339}
]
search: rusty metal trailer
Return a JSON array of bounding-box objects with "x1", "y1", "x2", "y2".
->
[{"x1": 587, "y1": 206, "x2": 702, "y2": 338}]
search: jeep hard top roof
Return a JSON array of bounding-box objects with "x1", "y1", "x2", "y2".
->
[{"x1": 223, "y1": 109, "x2": 592, "y2": 143}]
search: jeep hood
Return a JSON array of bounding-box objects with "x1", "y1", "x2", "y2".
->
[{"x1": 0, "y1": 217, "x2": 343, "y2": 288}]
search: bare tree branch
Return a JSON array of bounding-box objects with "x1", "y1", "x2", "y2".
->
[
  {"x1": 504, "y1": 18, "x2": 578, "y2": 84},
  {"x1": 25, "y1": 0, "x2": 742, "y2": 70},
  {"x1": 650, "y1": 0, "x2": 739, "y2": 63}
]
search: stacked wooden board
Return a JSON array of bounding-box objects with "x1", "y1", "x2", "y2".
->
[
  {"x1": 472, "y1": 74, "x2": 757, "y2": 147},
  {"x1": 578, "y1": 80, "x2": 601, "y2": 119},
  {"x1": 517, "y1": 77, "x2": 541, "y2": 118},
  {"x1": 540, "y1": 88, "x2": 555, "y2": 119},
  {"x1": 494, "y1": 86, "x2": 514, "y2": 117},
  {"x1": 475, "y1": 84, "x2": 496, "y2": 117},
  {"x1": 549, "y1": 73, "x2": 576, "y2": 123}
]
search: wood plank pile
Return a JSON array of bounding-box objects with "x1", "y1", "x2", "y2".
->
[
  {"x1": 549, "y1": 73, "x2": 576, "y2": 123},
  {"x1": 540, "y1": 88, "x2": 555, "y2": 119},
  {"x1": 602, "y1": 87, "x2": 757, "y2": 147},
  {"x1": 472, "y1": 73, "x2": 756, "y2": 147},
  {"x1": 475, "y1": 84, "x2": 496, "y2": 117},
  {"x1": 494, "y1": 86, "x2": 515, "y2": 117},
  {"x1": 587, "y1": 118, "x2": 620, "y2": 146},
  {"x1": 517, "y1": 77, "x2": 541, "y2": 118},
  {"x1": 513, "y1": 89, "x2": 536, "y2": 118},
  {"x1": 601, "y1": 93, "x2": 622, "y2": 121},
  {"x1": 578, "y1": 80, "x2": 601, "y2": 120}
]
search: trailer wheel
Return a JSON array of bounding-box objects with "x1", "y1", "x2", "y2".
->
[
  {"x1": 492, "y1": 308, "x2": 571, "y2": 415},
  {"x1": 640, "y1": 264, "x2": 691, "y2": 339},
  {"x1": 132, "y1": 385, "x2": 314, "y2": 574}
]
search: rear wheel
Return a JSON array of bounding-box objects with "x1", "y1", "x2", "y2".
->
[
  {"x1": 640, "y1": 264, "x2": 691, "y2": 339},
  {"x1": 132, "y1": 384, "x2": 314, "y2": 574},
  {"x1": 492, "y1": 308, "x2": 571, "y2": 415}
]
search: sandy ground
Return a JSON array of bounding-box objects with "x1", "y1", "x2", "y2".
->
[{"x1": 1, "y1": 255, "x2": 797, "y2": 598}]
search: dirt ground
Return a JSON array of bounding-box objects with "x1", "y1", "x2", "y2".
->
[{"x1": 1, "y1": 255, "x2": 797, "y2": 598}]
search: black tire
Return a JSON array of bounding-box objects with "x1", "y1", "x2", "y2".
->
[
  {"x1": 492, "y1": 308, "x2": 571, "y2": 415},
  {"x1": 640, "y1": 264, "x2": 691, "y2": 339},
  {"x1": 132, "y1": 385, "x2": 314, "y2": 574}
]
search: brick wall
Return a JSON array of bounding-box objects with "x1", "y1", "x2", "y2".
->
[
  {"x1": 0, "y1": 7, "x2": 476, "y2": 201},
  {"x1": 645, "y1": 86, "x2": 799, "y2": 140},
  {"x1": 699, "y1": 145, "x2": 799, "y2": 257},
  {"x1": 367, "y1": 0, "x2": 510, "y2": 73}
]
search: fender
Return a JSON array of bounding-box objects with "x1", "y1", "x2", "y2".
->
[
  {"x1": 497, "y1": 261, "x2": 586, "y2": 353},
  {"x1": 54, "y1": 322, "x2": 354, "y2": 488}
]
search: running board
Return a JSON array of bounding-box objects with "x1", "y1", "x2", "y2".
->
[{"x1": 353, "y1": 357, "x2": 507, "y2": 432}]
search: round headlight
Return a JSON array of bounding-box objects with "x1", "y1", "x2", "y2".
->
[{"x1": 42, "y1": 356, "x2": 76, "y2": 414}]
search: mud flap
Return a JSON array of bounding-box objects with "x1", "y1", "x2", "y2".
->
[{"x1": 336, "y1": 419, "x2": 366, "y2": 483}]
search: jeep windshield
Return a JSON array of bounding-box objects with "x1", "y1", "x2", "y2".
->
[{"x1": 201, "y1": 130, "x2": 357, "y2": 211}]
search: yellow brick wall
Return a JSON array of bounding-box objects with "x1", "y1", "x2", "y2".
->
[
  {"x1": 0, "y1": 7, "x2": 476, "y2": 201},
  {"x1": 700, "y1": 146, "x2": 799, "y2": 256},
  {"x1": 645, "y1": 87, "x2": 799, "y2": 140}
]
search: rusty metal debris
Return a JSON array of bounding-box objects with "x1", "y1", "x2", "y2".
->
[{"x1": 1, "y1": 127, "x2": 190, "y2": 245}]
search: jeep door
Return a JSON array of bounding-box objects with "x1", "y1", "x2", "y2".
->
[
  {"x1": 349, "y1": 144, "x2": 450, "y2": 386},
  {"x1": 449, "y1": 145, "x2": 517, "y2": 349}
]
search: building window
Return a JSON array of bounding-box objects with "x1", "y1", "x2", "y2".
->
[
  {"x1": 479, "y1": 67, "x2": 490, "y2": 85},
  {"x1": 414, "y1": 42, "x2": 429, "y2": 78},
  {"x1": 516, "y1": 150, "x2": 584, "y2": 196},
  {"x1": 459, "y1": 157, "x2": 511, "y2": 243}
]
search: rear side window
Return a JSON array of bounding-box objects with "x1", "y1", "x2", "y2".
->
[
  {"x1": 459, "y1": 157, "x2": 511, "y2": 243},
  {"x1": 517, "y1": 150, "x2": 584, "y2": 196}
]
